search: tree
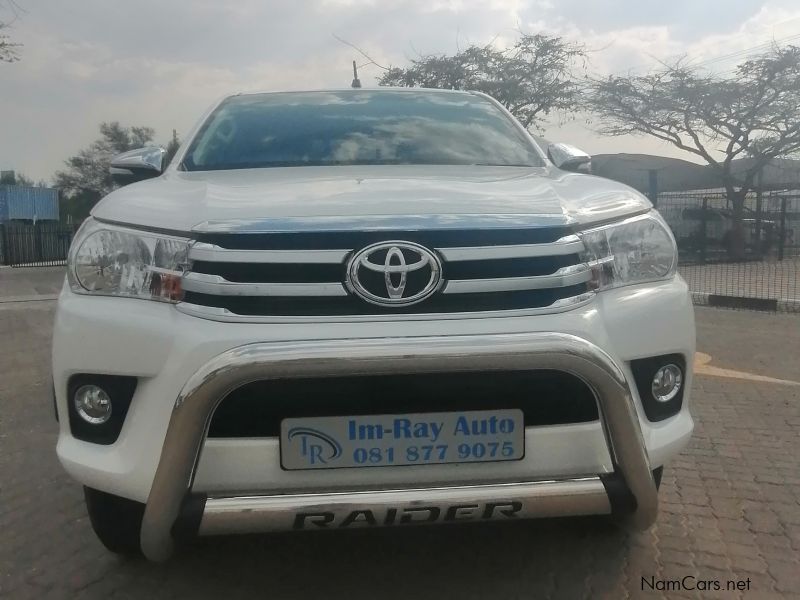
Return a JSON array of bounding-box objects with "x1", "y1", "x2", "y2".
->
[
  {"x1": 587, "y1": 44, "x2": 800, "y2": 258},
  {"x1": 55, "y1": 122, "x2": 182, "y2": 221},
  {"x1": 0, "y1": 171, "x2": 41, "y2": 186},
  {"x1": 0, "y1": 22, "x2": 19, "y2": 62},
  {"x1": 60, "y1": 190, "x2": 99, "y2": 223},
  {"x1": 55, "y1": 122, "x2": 155, "y2": 199},
  {"x1": 378, "y1": 33, "x2": 585, "y2": 130},
  {"x1": 15, "y1": 172, "x2": 44, "y2": 187},
  {"x1": 0, "y1": 1, "x2": 22, "y2": 63},
  {"x1": 13, "y1": 171, "x2": 33, "y2": 186},
  {"x1": 164, "y1": 129, "x2": 181, "y2": 165}
]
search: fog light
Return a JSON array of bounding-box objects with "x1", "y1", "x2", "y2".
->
[
  {"x1": 74, "y1": 385, "x2": 112, "y2": 424},
  {"x1": 651, "y1": 364, "x2": 682, "y2": 403}
]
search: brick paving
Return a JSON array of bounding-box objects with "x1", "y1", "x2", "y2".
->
[{"x1": 0, "y1": 300, "x2": 798, "y2": 599}]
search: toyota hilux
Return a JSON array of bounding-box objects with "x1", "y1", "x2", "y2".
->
[{"x1": 53, "y1": 88, "x2": 694, "y2": 561}]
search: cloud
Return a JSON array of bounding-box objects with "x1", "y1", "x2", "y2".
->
[{"x1": 1, "y1": 0, "x2": 798, "y2": 180}]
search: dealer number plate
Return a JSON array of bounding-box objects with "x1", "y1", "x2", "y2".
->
[{"x1": 280, "y1": 409, "x2": 524, "y2": 470}]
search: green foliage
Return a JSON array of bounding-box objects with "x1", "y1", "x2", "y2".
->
[
  {"x1": 60, "y1": 189, "x2": 101, "y2": 223},
  {"x1": 55, "y1": 122, "x2": 156, "y2": 198},
  {"x1": 164, "y1": 129, "x2": 181, "y2": 166},
  {"x1": 11, "y1": 172, "x2": 33, "y2": 186},
  {"x1": 0, "y1": 171, "x2": 44, "y2": 186},
  {"x1": 54, "y1": 122, "x2": 183, "y2": 221},
  {"x1": 378, "y1": 33, "x2": 585, "y2": 130},
  {"x1": 54, "y1": 122, "x2": 155, "y2": 221}
]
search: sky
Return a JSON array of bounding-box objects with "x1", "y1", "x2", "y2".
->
[{"x1": 2, "y1": 0, "x2": 800, "y2": 182}]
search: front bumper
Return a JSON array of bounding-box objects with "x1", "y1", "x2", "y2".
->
[
  {"x1": 144, "y1": 332, "x2": 651, "y2": 561},
  {"x1": 197, "y1": 479, "x2": 611, "y2": 535},
  {"x1": 53, "y1": 279, "x2": 695, "y2": 561}
]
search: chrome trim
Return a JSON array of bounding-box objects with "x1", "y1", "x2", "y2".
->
[
  {"x1": 140, "y1": 332, "x2": 657, "y2": 561},
  {"x1": 198, "y1": 478, "x2": 610, "y2": 536},
  {"x1": 192, "y1": 213, "x2": 573, "y2": 234},
  {"x1": 442, "y1": 265, "x2": 592, "y2": 294},
  {"x1": 109, "y1": 146, "x2": 166, "y2": 175},
  {"x1": 438, "y1": 236, "x2": 584, "y2": 261},
  {"x1": 189, "y1": 243, "x2": 350, "y2": 264},
  {"x1": 547, "y1": 142, "x2": 591, "y2": 172},
  {"x1": 345, "y1": 241, "x2": 443, "y2": 307},
  {"x1": 181, "y1": 272, "x2": 347, "y2": 297},
  {"x1": 175, "y1": 292, "x2": 597, "y2": 323}
]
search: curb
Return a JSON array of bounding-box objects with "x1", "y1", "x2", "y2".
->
[
  {"x1": 692, "y1": 292, "x2": 800, "y2": 313},
  {"x1": 0, "y1": 294, "x2": 60, "y2": 304}
]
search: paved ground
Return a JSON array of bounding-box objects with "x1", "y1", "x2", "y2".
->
[
  {"x1": 1, "y1": 287, "x2": 799, "y2": 598},
  {"x1": 0, "y1": 266, "x2": 64, "y2": 302}
]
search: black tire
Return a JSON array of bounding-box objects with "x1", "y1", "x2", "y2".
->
[
  {"x1": 652, "y1": 466, "x2": 663, "y2": 490},
  {"x1": 83, "y1": 487, "x2": 145, "y2": 556}
]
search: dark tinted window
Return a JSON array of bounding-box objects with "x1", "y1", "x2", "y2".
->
[{"x1": 182, "y1": 90, "x2": 543, "y2": 171}]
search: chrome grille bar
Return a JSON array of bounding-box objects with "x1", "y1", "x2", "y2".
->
[
  {"x1": 176, "y1": 292, "x2": 596, "y2": 323},
  {"x1": 438, "y1": 236, "x2": 584, "y2": 261},
  {"x1": 182, "y1": 272, "x2": 347, "y2": 297},
  {"x1": 189, "y1": 243, "x2": 350, "y2": 264},
  {"x1": 183, "y1": 222, "x2": 591, "y2": 314},
  {"x1": 442, "y1": 265, "x2": 592, "y2": 294}
]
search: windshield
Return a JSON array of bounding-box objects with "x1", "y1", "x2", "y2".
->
[{"x1": 181, "y1": 90, "x2": 543, "y2": 171}]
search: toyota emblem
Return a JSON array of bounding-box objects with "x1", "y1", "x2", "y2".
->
[{"x1": 346, "y1": 241, "x2": 442, "y2": 307}]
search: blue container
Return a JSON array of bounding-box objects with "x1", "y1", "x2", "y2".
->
[{"x1": 0, "y1": 185, "x2": 60, "y2": 222}]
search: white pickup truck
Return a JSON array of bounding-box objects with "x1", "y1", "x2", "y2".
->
[{"x1": 52, "y1": 88, "x2": 694, "y2": 561}]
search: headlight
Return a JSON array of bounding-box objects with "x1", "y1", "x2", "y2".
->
[
  {"x1": 68, "y1": 218, "x2": 189, "y2": 302},
  {"x1": 578, "y1": 212, "x2": 677, "y2": 291}
]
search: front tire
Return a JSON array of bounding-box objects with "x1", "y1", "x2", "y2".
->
[
  {"x1": 652, "y1": 466, "x2": 663, "y2": 490},
  {"x1": 83, "y1": 487, "x2": 145, "y2": 556}
]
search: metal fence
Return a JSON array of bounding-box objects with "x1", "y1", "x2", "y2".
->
[
  {"x1": 656, "y1": 191, "x2": 799, "y2": 311},
  {"x1": 0, "y1": 222, "x2": 77, "y2": 267}
]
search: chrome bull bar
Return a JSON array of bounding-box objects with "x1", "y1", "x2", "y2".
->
[{"x1": 140, "y1": 333, "x2": 658, "y2": 562}]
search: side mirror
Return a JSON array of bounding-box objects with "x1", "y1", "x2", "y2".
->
[
  {"x1": 547, "y1": 143, "x2": 591, "y2": 173},
  {"x1": 110, "y1": 147, "x2": 167, "y2": 186}
]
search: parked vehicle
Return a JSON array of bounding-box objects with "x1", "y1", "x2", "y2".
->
[{"x1": 53, "y1": 89, "x2": 694, "y2": 561}]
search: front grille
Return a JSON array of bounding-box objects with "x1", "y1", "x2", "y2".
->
[
  {"x1": 208, "y1": 370, "x2": 599, "y2": 438},
  {"x1": 180, "y1": 220, "x2": 593, "y2": 318}
]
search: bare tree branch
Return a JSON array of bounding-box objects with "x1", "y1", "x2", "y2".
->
[
  {"x1": 586, "y1": 43, "x2": 800, "y2": 257},
  {"x1": 0, "y1": 0, "x2": 23, "y2": 63},
  {"x1": 332, "y1": 34, "x2": 389, "y2": 72}
]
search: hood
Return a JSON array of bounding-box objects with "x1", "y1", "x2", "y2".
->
[{"x1": 92, "y1": 165, "x2": 651, "y2": 233}]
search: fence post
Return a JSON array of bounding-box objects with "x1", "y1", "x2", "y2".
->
[
  {"x1": 648, "y1": 170, "x2": 659, "y2": 208},
  {"x1": 700, "y1": 197, "x2": 708, "y2": 264},
  {"x1": 755, "y1": 170, "x2": 763, "y2": 256},
  {"x1": 778, "y1": 196, "x2": 788, "y2": 261},
  {"x1": 34, "y1": 221, "x2": 43, "y2": 263}
]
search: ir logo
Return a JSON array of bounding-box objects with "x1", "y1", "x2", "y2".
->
[{"x1": 287, "y1": 427, "x2": 343, "y2": 465}]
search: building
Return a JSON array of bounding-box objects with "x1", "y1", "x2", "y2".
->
[{"x1": 0, "y1": 185, "x2": 60, "y2": 222}]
